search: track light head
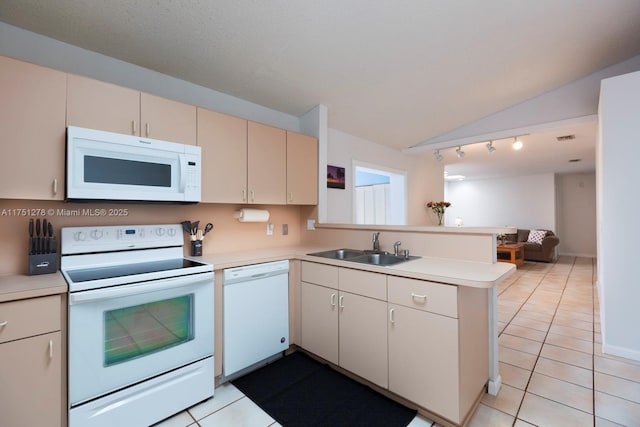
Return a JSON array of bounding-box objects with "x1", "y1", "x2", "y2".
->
[
  {"x1": 486, "y1": 141, "x2": 496, "y2": 153},
  {"x1": 456, "y1": 146, "x2": 465, "y2": 159},
  {"x1": 434, "y1": 150, "x2": 443, "y2": 162},
  {"x1": 512, "y1": 136, "x2": 523, "y2": 150}
]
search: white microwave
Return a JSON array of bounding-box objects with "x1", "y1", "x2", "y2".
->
[{"x1": 66, "y1": 126, "x2": 201, "y2": 203}]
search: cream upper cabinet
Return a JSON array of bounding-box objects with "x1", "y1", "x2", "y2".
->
[
  {"x1": 67, "y1": 74, "x2": 196, "y2": 145},
  {"x1": 0, "y1": 56, "x2": 66, "y2": 200},
  {"x1": 0, "y1": 295, "x2": 63, "y2": 427},
  {"x1": 140, "y1": 92, "x2": 196, "y2": 145},
  {"x1": 197, "y1": 108, "x2": 248, "y2": 203},
  {"x1": 286, "y1": 131, "x2": 318, "y2": 205},
  {"x1": 247, "y1": 121, "x2": 287, "y2": 204},
  {"x1": 67, "y1": 73, "x2": 141, "y2": 136}
]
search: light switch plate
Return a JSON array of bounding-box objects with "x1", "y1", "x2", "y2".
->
[
  {"x1": 307, "y1": 219, "x2": 316, "y2": 230},
  {"x1": 282, "y1": 224, "x2": 288, "y2": 235},
  {"x1": 267, "y1": 223, "x2": 274, "y2": 235}
]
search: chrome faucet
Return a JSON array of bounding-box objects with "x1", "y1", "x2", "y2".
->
[
  {"x1": 372, "y1": 232, "x2": 380, "y2": 252},
  {"x1": 394, "y1": 241, "x2": 402, "y2": 256}
]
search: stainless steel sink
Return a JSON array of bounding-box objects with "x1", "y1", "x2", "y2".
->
[
  {"x1": 308, "y1": 249, "x2": 420, "y2": 266},
  {"x1": 308, "y1": 248, "x2": 365, "y2": 260},
  {"x1": 350, "y1": 253, "x2": 420, "y2": 266}
]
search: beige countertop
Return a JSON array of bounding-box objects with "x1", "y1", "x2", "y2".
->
[
  {"x1": 198, "y1": 245, "x2": 515, "y2": 288},
  {"x1": 0, "y1": 272, "x2": 68, "y2": 303}
]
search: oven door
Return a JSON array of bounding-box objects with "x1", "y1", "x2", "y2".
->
[{"x1": 68, "y1": 272, "x2": 213, "y2": 406}]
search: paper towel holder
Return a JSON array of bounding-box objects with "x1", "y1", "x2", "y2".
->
[{"x1": 233, "y1": 208, "x2": 270, "y2": 222}]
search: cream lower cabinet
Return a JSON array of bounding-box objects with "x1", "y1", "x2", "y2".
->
[
  {"x1": 300, "y1": 262, "x2": 388, "y2": 388},
  {"x1": 300, "y1": 262, "x2": 488, "y2": 426},
  {"x1": 300, "y1": 281, "x2": 339, "y2": 364},
  {"x1": 0, "y1": 295, "x2": 63, "y2": 427}
]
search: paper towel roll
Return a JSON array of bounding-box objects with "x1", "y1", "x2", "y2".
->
[{"x1": 234, "y1": 208, "x2": 270, "y2": 222}]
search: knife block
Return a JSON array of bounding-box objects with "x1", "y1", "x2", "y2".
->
[{"x1": 28, "y1": 253, "x2": 58, "y2": 275}]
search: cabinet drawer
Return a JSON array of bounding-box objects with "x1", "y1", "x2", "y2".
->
[
  {"x1": 0, "y1": 295, "x2": 61, "y2": 343},
  {"x1": 301, "y1": 262, "x2": 338, "y2": 289},
  {"x1": 339, "y1": 268, "x2": 386, "y2": 300},
  {"x1": 387, "y1": 276, "x2": 457, "y2": 318}
]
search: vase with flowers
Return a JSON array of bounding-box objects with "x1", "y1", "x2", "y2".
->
[{"x1": 426, "y1": 201, "x2": 451, "y2": 226}]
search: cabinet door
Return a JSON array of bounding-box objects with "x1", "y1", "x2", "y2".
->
[
  {"x1": 0, "y1": 332, "x2": 62, "y2": 427},
  {"x1": 300, "y1": 282, "x2": 338, "y2": 365},
  {"x1": 388, "y1": 304, "x2": 460, "y2": 423},
  {"x1": 339, "y1": 292, "x2": 388, "y2": 388},
  {"x1": 286, "y1": 131, "x2": 318, "y2": 205},
  {"x1": 197, "y1": 108, "x2": 248, "y2": 203},
  {"x1": 0, "y1": 56, "x2": 66, "y2": 200},
  {"x1": 141, "y1": 92, "x2": 197, "y2": 145},
  {"x1": 67, "y1": 73, "x2": 140, "y2": 135},
  {"x1": 247, "y1": 121, "x2": 286, "y2": 204}
]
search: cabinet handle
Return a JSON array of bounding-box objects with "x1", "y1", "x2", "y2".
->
[
  {"x1": 52, "y1": 178, "x2": 58, "y2": 195},
  {"x1": 48, "y1": 339, "x2": 53, "y2": 360},
  {"x1": 145, "y1": 123, "x2": 150, "y2": 137},
  {"x1": 289, "y1": 192, "x2": 293, "y2": 202},
  {"x1": 330, "y1": 293, "x2": 336, "y2": 307},
  {"x1": 0, "y1": 320, "x2": 8, "y2": 327},
  {"x1": 389, "y1": 308, "x2": 395, "y2": 324},
  {"x1": 411, "y1": 292, "x2": 427, "y2": 302},
  {"x1": 339, "y1": 295, "x2": 344, "y2": 310},
  {"x1": 242, "y1": 189, "x2": 246, "y2": 202},
  {"x1": 250, "y1": 190, "x2": 255, "y2": 202},
  {"x1": 132, "y1": 120, "x2": 137, "y2": 135}
]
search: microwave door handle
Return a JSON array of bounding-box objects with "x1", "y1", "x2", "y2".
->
[
  {"x1": 69, "y1": 272, "x2": 213, "y2": 305},
  {"x1": 179, "y1": 154, "x2": 187, "y2": 192}
]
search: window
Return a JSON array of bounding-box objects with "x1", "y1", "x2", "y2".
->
[{"x1": 353, "y1": 162, "x2": 406, "y2": 225}]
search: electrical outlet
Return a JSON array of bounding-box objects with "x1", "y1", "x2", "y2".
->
[
  {"x1": 267, "y1": 223, "x2": 274, "y2": 236},
  {"x1": 282, "y1": 224, "x2": 288, "y2": 235}
]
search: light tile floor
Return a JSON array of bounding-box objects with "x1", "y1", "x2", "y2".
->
[{"x1": 156, "y1": 256, "x2": 640, "y2": 427}]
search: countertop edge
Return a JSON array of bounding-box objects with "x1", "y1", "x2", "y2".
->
[{"x1": 0, "y1": 272, "x2": 68, "y2": 303}]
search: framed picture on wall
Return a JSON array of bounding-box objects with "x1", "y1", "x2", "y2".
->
[{"x1": 327, "y1": 165, "x2": 345, "y2": 189}]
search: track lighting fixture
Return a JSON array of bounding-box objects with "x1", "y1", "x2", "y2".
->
[
  {"x1": 456, "y1": 146, "x2": 465, "y2": 159},
  {"x1": 512, "y1": 136, "x2": 523, "y2": 150},
  {"x1": 434, "y1": 150, "x2": 443, "y2": 162},
  {"x1": 486, "y1": 141, "x2": 496, "y2": 153}
]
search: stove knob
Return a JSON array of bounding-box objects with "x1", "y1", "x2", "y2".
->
[
  {"x1": 90, "y1": 229, "x2": 103, "y2": 240},
  {"x1": 155, "y1": 227, "x2": 165, "y2": 236},
  {"x1": 167, "y1": 228, "x2": 176, "y2": 237},
  {"x1": 74, "y1": 231, "x2": 86, "y2": 241}
]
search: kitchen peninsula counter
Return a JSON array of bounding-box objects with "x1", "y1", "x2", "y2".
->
[{"x1": 198, "y1": 245, "x2": 515, "y2": 288}]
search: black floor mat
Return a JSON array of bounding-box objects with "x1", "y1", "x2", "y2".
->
[{"x1": 232, "y1": 352, "x2": 417, "y2": 427}]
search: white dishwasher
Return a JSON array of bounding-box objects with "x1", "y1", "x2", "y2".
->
[{"x1": 222, "y1": 260, "x2": 289, "y2": 379}]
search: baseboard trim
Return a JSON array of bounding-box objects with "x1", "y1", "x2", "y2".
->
[
  {"x1": 557, "y1": 252, "x2": 596, "y2": 258},
  {"x1": 602, "y1": 342, "x2": 640, "y2": 362}
]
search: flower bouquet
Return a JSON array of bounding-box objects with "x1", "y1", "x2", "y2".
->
[{"x1": 426, "y1": 201, "x2": 451, "y2": 226}]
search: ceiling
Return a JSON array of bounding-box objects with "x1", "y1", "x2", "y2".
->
[{"x1": 1, "y1": 1, "x2": 640, "y2": 178}]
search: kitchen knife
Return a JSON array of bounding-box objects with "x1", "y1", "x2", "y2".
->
[
  {"x1": 29, "y1": 218, "x2": 34, "y2": 255},
  {"x1": 42, "y1": 218, "x2": 48, "y2": 253},
  {"x1": 35, "y1": 218, "x2": 41, "y2": 254},
  {"x1": 48, "y1": 222, "x2": 54, "y2": 254}
]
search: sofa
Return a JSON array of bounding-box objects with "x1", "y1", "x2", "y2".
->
[{"x1": 504, "y1": 229, "x2": 560, "y2": 262}]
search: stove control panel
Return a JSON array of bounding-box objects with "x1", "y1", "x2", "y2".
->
[{"x1": 61, "y1": 224, "x2": 183, "y2": 255}]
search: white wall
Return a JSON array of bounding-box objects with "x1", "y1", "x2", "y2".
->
[
  {"x1": 444, "y1": 173, "x2": 556, "y2": 230},
  {"x1": 555, "y1": 173, "x2": 597, "y2": 257},
  {"x1": 597, "y1": 70, "x2": 640, "y2": 361},
  {"x1": 326, "y1": 128, "x2": 444, "y2": 225}
]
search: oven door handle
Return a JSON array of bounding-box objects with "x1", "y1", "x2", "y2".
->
[{"x1": 69, "y1": 272, "x2": 214, "y2": 305}]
